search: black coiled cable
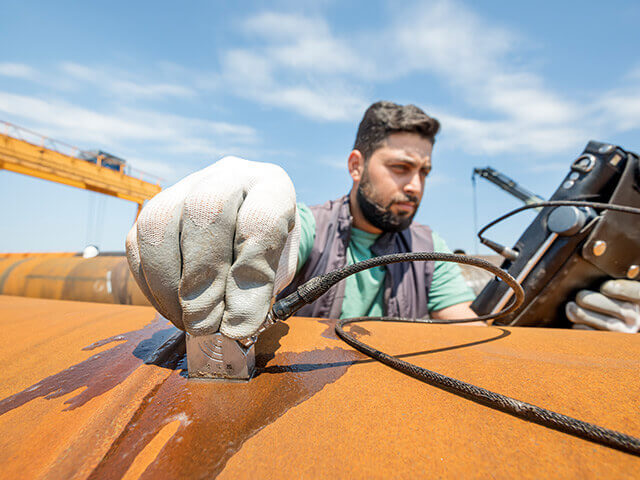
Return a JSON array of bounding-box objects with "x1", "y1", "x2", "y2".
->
[{"x1": 270, "y1": 201, "x2": 640, "y2": 457}]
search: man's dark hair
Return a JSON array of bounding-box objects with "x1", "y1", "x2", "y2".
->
[{"x1": 354, "y1": 101, "x2": 440, "y2": 160}]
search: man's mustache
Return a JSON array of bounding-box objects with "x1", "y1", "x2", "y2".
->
[{"x1": 386, "y1": 194, "x2": 420, "y2": 208}]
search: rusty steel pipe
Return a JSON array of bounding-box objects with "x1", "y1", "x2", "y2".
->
[
  {"x1": 0, "y1": 254, "x2": 150, "y2": 306},
  {"x1": 0, "y1": 295, "x2": 639, "y2": 478}
]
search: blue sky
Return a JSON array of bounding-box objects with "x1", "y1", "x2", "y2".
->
[{"x1": 1, "y1": 0, "x2": 639, "y2": 253}]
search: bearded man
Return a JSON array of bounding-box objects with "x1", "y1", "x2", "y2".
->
[{"x1": 278, "y1": 101, "x2": 477, "y2": 322}]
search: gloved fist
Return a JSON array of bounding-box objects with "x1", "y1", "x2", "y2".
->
[
  {"x1": 566, "y1": 279, "x2": 640, "y2": 333},
  {"x1": 126, "y1": 156, "x2": 300, "y2": 340}
]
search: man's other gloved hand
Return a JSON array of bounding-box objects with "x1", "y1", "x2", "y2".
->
[
  {"x1": 126, "y1": 156, "x2": 300, "y2": 340},
  {"x1": 566, "y1": 279, "x2": 640, "y2": 333}
]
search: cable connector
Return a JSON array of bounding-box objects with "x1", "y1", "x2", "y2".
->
[{"x1": 480, "y1": 238, "x2": 519, "y2": 261}]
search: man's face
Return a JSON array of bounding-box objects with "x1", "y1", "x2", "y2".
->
[{"x1": 355, "y1": 132, "x2": 432, "y2": 232}]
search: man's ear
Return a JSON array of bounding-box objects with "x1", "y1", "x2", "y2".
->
[{"x1": 348, "y1": 150, "x2": 365, "y2": 182}]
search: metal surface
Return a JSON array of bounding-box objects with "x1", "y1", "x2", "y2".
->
[
  {"x1": 490, "y1": 233, "x2": 559, "y2": 316},
  {"x1": 572, "y1": 153, "x2": 597, "y2": 172},
  {"x1": 0, "y1": 254, "x2": 150, "y2": 305},
  {"x1": 0, "y1": 252, "x2": 77, "y2": 259},
  {"x1": 599, "y1": 144, "x2": 616, "y2": 154},
  {"x1": 0, "y1": 295, "x2": 639, "y2": 478},
  {"x1": 186, "y1": 333, "x2": 255, "y2": 380}
]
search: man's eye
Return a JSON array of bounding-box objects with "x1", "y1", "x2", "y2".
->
[{"x1": 391, "y1": 165, "x2": 408, "y2": 173}]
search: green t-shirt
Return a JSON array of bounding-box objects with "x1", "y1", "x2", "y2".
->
[{"x1": 296, "y1": 203, "x2": 475, "y2": 318}]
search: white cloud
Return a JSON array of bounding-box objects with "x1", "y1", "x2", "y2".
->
[
  {"x1": 0, "y1": 91, "x2": 259, "y2": 183},
  {"x1": 59, "y1": 62, "x2": 102, "y2": 82},
  {"x1": 219, "y1": 47, "x2": 368, "y2": 121},
  {"x1": 212, "y1": 3, "x2": 589, "y2": 148},
  {"x1": 436, "y1": 111, "x2": 585, "y2": 155},
  {"x1": 318, "y1": 156, "x2": 348, "y2": 170},
  {"x1": 593, "y1": 68, "x2": 640, "y2": 132},
  {"x1": 0, "y1": 91, "x2": 256, "y2": 144},
  {"x1": 625, "y1": 65, "x2": 640, "y2": 81},
  {"x1": 244, "y1": 12, "x2": 326, "y2": 40},
  {"x1": 210, "y1": 12, "x2": 374, "y2": 122},
  {"x1": 383, "y1": 1, "x2": 584, "y2": 153},
  {"x1": 482, "y1": 73, "x2": 578, "y2": 125},
  {"x1": 220, "y1": 50, "x2": 275, "y2": 90},
  {"x1": 0, "y1": 63, "x2": 37, "y2": 80},
  {"x1": 0, "y1": 92, "x2": 162, "y2": 143},
  {"x1": 266, "y1": 85, "x2": 366, "y2": 121},
  {"x1": 244, "y1": 12, "x2": 373, "y2": 77},
  {"x1": 598, "y1": 92, "x2": 640, "y2": 131},
  {"x1": 2, "y1": 1, "x2": 638, "y2": 166},
  {"x1": 126, "y1": 156, "x2": 175, "y2": 181},
  {"x1": 59, "y1": 62, "x2": 196, "y2": 99},
  {"x1": 391, "y1": 1, "x2": 514, "y2": 80}
]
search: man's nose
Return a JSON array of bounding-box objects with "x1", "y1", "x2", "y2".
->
[{"x1": 404, "y1": 172, "x2": 423, "y2": 197}]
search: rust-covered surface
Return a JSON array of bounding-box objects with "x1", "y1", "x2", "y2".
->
[
  {"x1": 0, "y1": 295, "x2": 639, "y2": 479},
  {"x1": 0, "y1": 255, "x2": 149, "y2": 305}
]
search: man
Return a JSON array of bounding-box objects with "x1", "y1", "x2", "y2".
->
[
  {"x1": 126, "y1": 101, "x2": 639, "y2": 341},
  {"x1": 277, "y1": 101, "x2": 477, "y2": 323}
]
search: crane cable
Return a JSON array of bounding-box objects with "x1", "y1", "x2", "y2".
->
[{"x1": 471, "y1": 171, "x2": 479, "y2": 255}]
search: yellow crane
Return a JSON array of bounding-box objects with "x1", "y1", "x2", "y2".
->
[{"x1": 0, "y1": 121, "x2": 162, "y2": 217}]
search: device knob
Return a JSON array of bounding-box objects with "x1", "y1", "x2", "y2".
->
[{"x1": 547, "y1": 206, "x2": 593, "y2": 236}]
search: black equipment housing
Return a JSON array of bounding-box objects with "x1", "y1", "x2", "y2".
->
[{"x1": 471, "y1": 141, "x2": 640, "y2": 327}]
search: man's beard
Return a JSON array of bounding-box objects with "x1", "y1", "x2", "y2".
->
[{"x1": 356, "y1": 176, "x2": 419, "y2": 233}]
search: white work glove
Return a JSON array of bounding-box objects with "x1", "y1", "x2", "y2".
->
[
  {"x1": 126, "y1": 156, "x2": 300, "y2": 340},
  {"x1": 566, "y1": 279, "x2": 640, "y2": 333}
]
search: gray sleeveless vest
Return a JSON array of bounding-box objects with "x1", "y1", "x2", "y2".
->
[{"x1": 278, "y1": 195, "x2": 435, "y2": 319}]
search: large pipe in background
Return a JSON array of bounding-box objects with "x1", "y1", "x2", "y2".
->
[
  {"x1": 456, "y1": 254, "x2": 502, "y2": 295},
  {"x1": 0, "y1": 254, "x2": 150, "y2": 306}
]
